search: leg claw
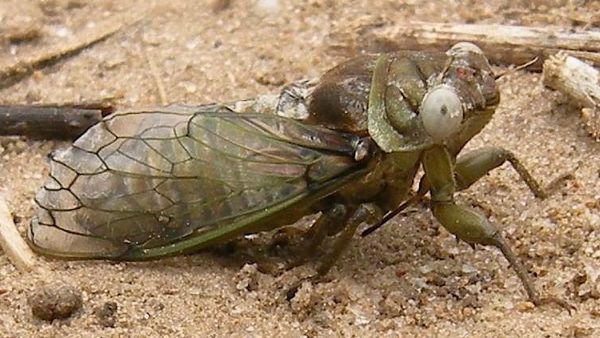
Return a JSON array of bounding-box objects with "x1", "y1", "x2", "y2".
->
[{"x1": 285, "y1": 274, "x2": 328, "y2": 301}]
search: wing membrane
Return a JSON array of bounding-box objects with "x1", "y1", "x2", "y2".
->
[{"x1": 29, "y1": 106, "x2": 367, "y2": 259}]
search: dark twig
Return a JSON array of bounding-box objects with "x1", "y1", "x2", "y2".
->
[{"x1": 0, "y1": 104, "x2": 110, "y2": 139}]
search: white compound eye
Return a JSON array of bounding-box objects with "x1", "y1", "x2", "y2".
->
[{"x1": 420, "y1": 85, "x2": 463, "y2": 141}]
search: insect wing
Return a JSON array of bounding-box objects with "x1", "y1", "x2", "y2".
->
[{"x1": 29, "y1": 107, "x2": 367, "y2": 259}]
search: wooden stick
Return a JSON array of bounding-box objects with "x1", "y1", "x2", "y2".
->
[
  {"x1": 543, "y1": 52, "x2": 600, "y2": 140},
  {"x1": 0, "y1": 195, "x2": 38, "y2": 273},
  {"x1": 348, "y1": 22, "x2": 600, "y2": 71},
  {"x1": 0, "y1": 105, "x2": 105, "y2": 139},
  {"x1": 0, "y1": 12, "x2": 145, "y2": 89}
]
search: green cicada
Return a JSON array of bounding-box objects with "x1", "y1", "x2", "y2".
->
[{"x1": 29, "y1": 42, "x2": 560, "y2": 306}]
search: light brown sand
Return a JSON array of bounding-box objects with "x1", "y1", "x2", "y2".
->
[{"x1": 1, "y1": 0, "x2": 599, "y2": 337}]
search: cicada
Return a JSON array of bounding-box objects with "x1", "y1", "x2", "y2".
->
[{"x1": 29, "y1": 43, "x2": 560, "y2": 305}]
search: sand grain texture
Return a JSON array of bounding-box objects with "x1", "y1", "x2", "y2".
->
[{"x1": 1, "y1": 0, "x2": 599, "y2": 337}]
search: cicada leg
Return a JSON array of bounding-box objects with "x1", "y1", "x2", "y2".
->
[
  {"x1": 286, "y1": 203, "x2": 382, "y2": 298},
  {"x1": 210, "y1": 236, "x2": 286, "y2": 274},
  {"x1": 225, "y1": 204, "x2": 352, "y2": 274},
  {"x1": 287, "y1": 202, "x2": 382, "y2": 273},
  {"x1": 454, "y1": 146, "x2": 573, "y2": 197},
  {"x1": 423, "y1": 145, "x2": 573, "y2": 310},
  {"x1": 315, "y1": 203, "x2": 382, "y2": 275},
  {"x1": 362, "y1": 146, "x2": 573, "y2": 238},
  {"x1": 285, "y1": 203, "x2": 349, "y2": 268}
]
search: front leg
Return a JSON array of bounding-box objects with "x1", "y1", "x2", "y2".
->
[
  {"x1": 454, "y1": 146, "x2": 572, "y2": 196},
  {"x1": 422, "y1": 145, "x2": 569, "y2": 307},
  {"x1": 361, "y1": 146, "x2": 571, "y2": 237}
]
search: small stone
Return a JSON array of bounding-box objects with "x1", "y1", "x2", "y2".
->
[
  {"x1": 94, "y1": 301, "x2": 118, "y2": 327},
  {"x1": 348, "y1": 305, "x2": 371, "y2": 326},
  {"x1": 28, "y1": 282, "x2": 83, "y2": 321},
  {"x1": 461, "y1": 264, "x2": 476, "y2": 274},
  {"x1": 254, "y1": 71, "x2": 285, "y2": 87},
  {"x1": 289, "y1": 281, "x2": 315, "y2": 315},
  {"x1": 515, "y1": 301, "x2": 535, "y2": 312},
  {"x1": 235, "y1": 263, "x2": 260, "y2": 292},
  {"x1": 52, "y1": 25, "x2": 72, "y2": 38}
]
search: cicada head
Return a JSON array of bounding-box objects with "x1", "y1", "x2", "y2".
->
[
  {"x1": 419, "y1": 42, "x2": 499, "y2": 144},
  {"x1": 367, "y1": 42, "x2": 499, "y2": 152},
  {"x1": 446, "y1": 42, "x2": 499, "y2": 110}
]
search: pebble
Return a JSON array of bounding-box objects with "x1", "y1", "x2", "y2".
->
[{"x1": 28, "y1": 282, "x2": 83, "y2": 321}]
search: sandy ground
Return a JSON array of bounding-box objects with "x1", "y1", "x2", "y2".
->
[{"x1": 1, "y1": 0, "x2": 599, "y2": 337}]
